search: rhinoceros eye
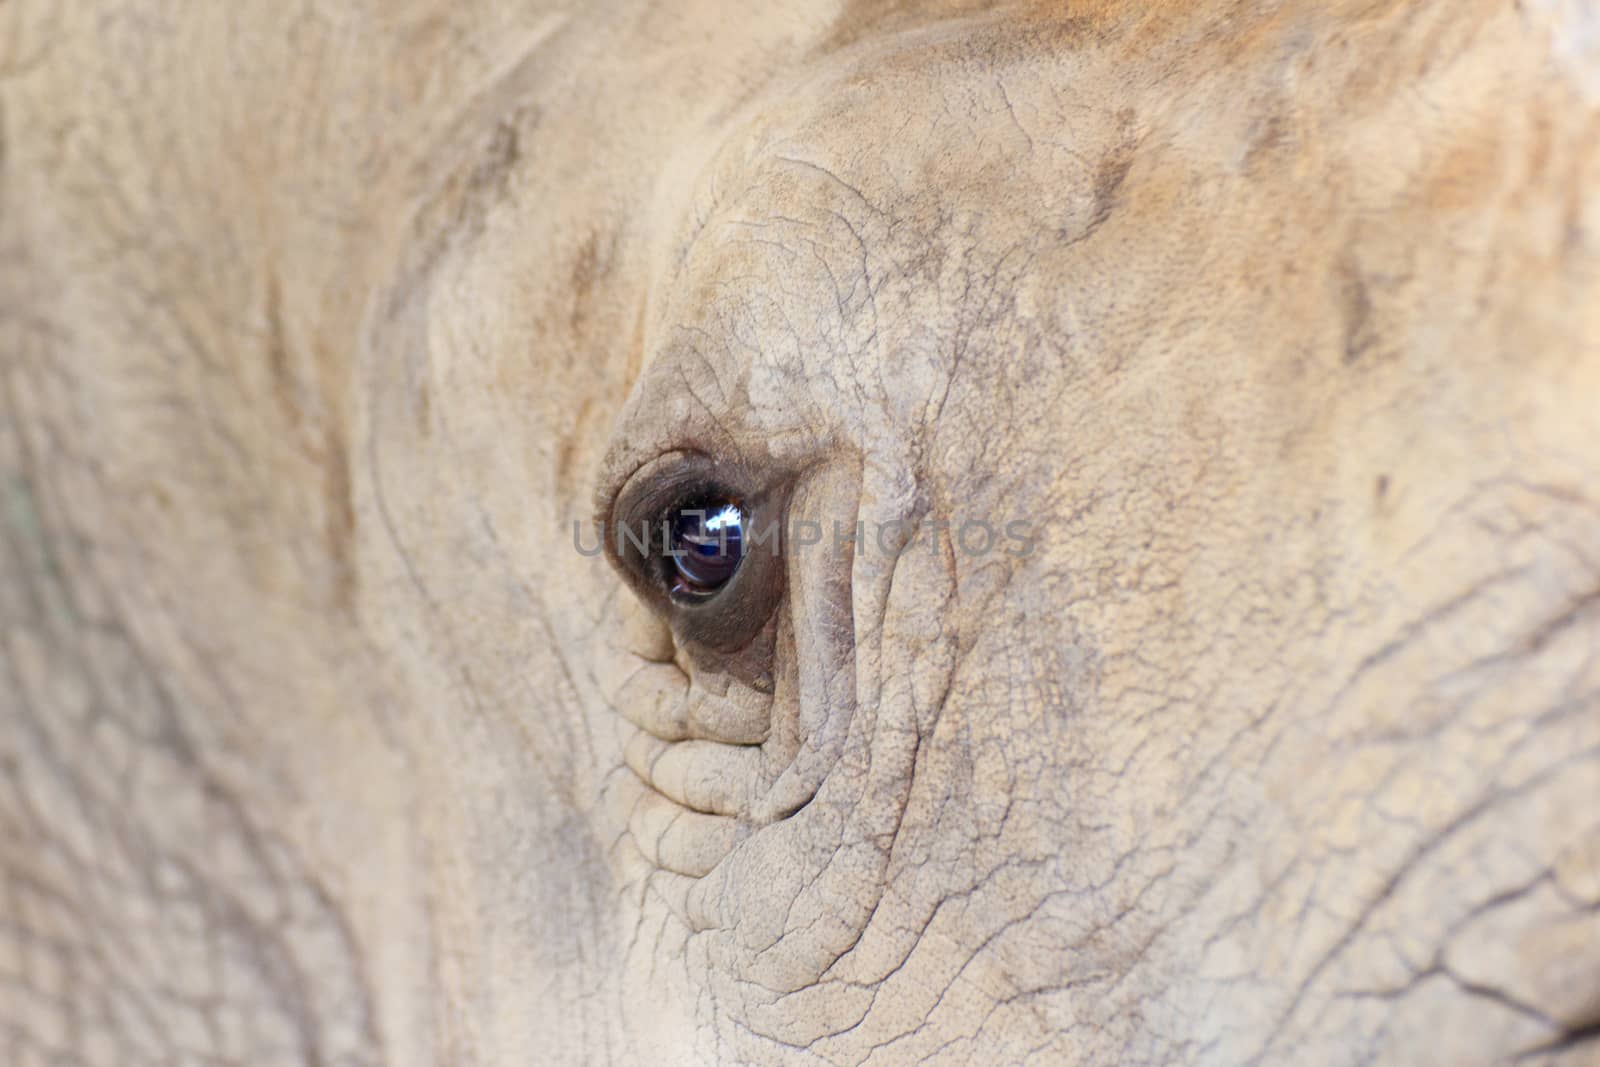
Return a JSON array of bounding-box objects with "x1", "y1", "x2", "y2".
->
[
  {"x1": 665, "y1": 498, "x2": 746, "y2": 601},
  {"x1": 605, "y1": 452, "x2": 787, "y2": 687}
]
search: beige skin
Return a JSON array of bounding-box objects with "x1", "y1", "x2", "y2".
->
[{"x1": 3, "y1": 1, "x2": 1599, "y2": 1063}]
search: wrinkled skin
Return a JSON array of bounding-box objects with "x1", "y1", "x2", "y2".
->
[{"x1": 3, "y1": 1, "x2": 1599, "y2": 1064}]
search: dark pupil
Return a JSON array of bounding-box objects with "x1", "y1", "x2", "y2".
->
[{"x1": 668, "y1": 500, "x2": 745, "y2": 598}]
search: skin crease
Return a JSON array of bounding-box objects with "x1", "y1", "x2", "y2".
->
[{"x1": 2, "y1": 0, "x2": 1599, "y2": 1063}]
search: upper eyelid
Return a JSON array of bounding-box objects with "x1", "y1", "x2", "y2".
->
[
  {"x1": 603, "y1": 448, "x2": 781, "y2": 529},
  {"x1": 595, "y1": 449, "x2": 703, "y2": 532},
  {"x1": 609, "y1": 456, "x2": 719, "y2": 528}
]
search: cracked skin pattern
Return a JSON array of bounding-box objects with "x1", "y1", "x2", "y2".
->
[{"x1": 3, "y1": 0, "x2": 1599, "y2": 1063}]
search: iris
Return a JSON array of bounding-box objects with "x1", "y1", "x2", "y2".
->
[{"x1": 668, "y1": 500, "x2": 745, "y2": 598}]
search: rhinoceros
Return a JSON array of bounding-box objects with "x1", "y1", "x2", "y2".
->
[{"x1": 2, "y1": 1, "x2": 1597, "y2": 1063}]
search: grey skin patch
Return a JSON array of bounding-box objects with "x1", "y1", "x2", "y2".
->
[{"x1": 1339, "y1": 256, "x2": 1379, "y2": 365}]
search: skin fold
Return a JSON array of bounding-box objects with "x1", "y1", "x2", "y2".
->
[{"x1": 2, "y1": 1, "x2": 1597, "y2": 1063}]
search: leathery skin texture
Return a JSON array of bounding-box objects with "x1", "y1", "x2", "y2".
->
[{"x1": 2, "y1": 1, "x2": 1598, "y2": 1063}]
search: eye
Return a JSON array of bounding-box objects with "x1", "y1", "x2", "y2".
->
[
  {"x1": 605, "y1": 452, "x2": 788, "y2": 683},
  {"x1": 665, "y1": 498, "x2": 746, "y2": 601}
]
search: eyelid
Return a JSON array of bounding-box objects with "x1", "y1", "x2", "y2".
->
[
  {"x1": 607, "y1": 450, "x2": 778, "y2": 541},
  {"x1": 606, "y1": 450, "x2": 700, "y2": 519}
]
